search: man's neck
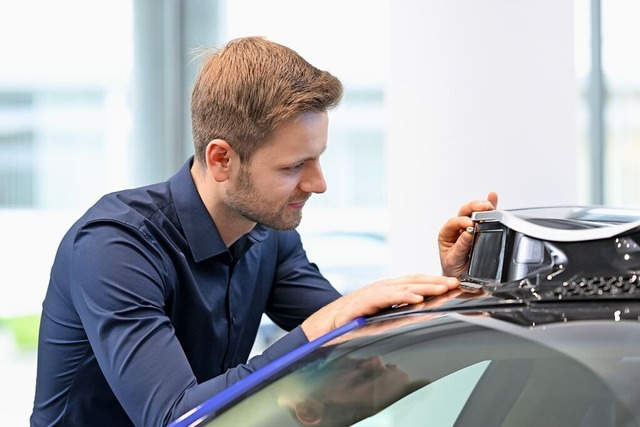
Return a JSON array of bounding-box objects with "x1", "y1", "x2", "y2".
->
[
  {"x1": 209, "y1": 205, "x2": 256, "y2": 248},
  {"x1": 190, "y1": 162, "x2": 255, "y2": 247}
]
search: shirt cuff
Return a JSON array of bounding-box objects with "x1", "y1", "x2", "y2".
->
[{"x1": 252, "y1": 325, "x2": 309, "y2": 371}]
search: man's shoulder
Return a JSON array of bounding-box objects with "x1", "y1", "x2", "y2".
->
[{"x1": 74, "y1": 181, "x2": 174, "y2": 233}]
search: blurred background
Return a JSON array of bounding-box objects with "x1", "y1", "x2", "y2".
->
[{"x1": 1, "y1": 0, "x2": 639, "y2": 424}]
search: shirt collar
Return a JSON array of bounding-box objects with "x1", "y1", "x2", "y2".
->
[
  {"x1": 247, "y1": 223, "x2": 269, "y2": 243},
  {"x1": 170, "y1": 157, "x2": 227, "y2": 262},
  {"x1": 169, "y1": 157, "x2": 270, "y2": 263}
]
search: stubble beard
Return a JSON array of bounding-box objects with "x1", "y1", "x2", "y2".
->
[{"x1": 225, "y1": 170, "x2": 305, "y2": 231}]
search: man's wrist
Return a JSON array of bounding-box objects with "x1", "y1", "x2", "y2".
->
[{"x1": 301, "y1": 304, "x2": 338, "y2": 342}]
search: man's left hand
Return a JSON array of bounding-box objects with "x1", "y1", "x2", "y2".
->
[{"x1": 438, "y1": 192, "x2": 498, "y2": 278}]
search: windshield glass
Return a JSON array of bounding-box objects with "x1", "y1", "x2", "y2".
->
[{"x1": 204, "y1": 311, "x2": 640, "y2": 427}]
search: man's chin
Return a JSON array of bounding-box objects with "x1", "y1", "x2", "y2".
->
[{"x1": 267, "y1": 214, "x2": 303, "y2": 231}]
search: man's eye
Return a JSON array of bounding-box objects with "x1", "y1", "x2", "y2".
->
[{"x1": 289, "y1": 163, "x2": 304, "y2": 172}]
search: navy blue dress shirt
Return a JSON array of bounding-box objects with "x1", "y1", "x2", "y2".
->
[{"x1": 30, "y1": 157, "x2": 341, "y2": 427}]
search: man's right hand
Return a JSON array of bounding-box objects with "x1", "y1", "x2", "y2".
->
[{"x1": 300, "y1": 274, "x2": 460, "y2": 341}]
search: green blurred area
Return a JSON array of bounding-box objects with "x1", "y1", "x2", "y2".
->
[{"x1": 0, "y1": 314, "x2": 40, "y2": 352}]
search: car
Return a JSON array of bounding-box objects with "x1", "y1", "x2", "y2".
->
[{"x1": 170, "y1": 206, "x2": 640, "y2": 427}]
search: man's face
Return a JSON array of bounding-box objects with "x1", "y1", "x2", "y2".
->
[{"x1": 225, "y1": 111, "x2": 329, "y2": 230}]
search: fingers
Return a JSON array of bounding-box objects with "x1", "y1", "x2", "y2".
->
[
  {"x1": 352, "y1": 274, "x2": 460, "y2": 311},
  {"x1": 450, "y1": 230, "x2": 474, "y2": 259},
  {"x1": 438, "y1": 216, "x2": 474, "y2": 242},
  {"x1": 487, "y1": 191, "x2": 498, "y2": 209},
  {"x1": 440, "y1": 191, "x2": 498, "y2": 256},
  {"x1": 355, "y1": 275, "x2": 458, "y2": 310},
  {"x1": 456, "y1": 191, "x2": 499, "y2": 217},
  {"x1": 301, "y1": 274, "x2": 461, "y2": 341},
  {"x1": 440, "y1": 192, "x2": 497, "y2": 278},
  {"x1": 380, "y1": 273, "x2": 459, "y2": 288},
  {"x1": 442, "y1": 192, "x2": 498, "y2": 244}
]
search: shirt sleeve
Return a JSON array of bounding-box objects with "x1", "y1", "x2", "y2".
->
[
  {"x1": 68, "y1": 222, "x2": 312, "y2": 426},
  {"x1": 266, "y1": 230, "x2": 342, "y2": 330}
]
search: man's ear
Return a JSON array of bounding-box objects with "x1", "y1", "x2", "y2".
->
[{"x1": 205, "y1": 139, "x2": 234, "y2": 182}]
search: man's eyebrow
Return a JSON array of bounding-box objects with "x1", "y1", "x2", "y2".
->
[{"x1": 288, "y1": 145, "x2": 328, "y2": 164}]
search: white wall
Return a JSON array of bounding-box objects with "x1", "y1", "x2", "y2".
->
[{"x1": 387, "y1": 0, "x2": 579, "y2": 274}]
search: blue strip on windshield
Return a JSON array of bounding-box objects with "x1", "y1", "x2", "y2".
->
[{"x1": 169, "y1": 317, "x2": 366, "y2": 427}]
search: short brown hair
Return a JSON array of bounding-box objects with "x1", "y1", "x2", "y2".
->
[{"x1": 190, "y1": 36, "x2": 343, "y2": 166}]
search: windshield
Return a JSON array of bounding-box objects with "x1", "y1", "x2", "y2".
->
[{"x1": 203, "y1": 310, "x2": 640, "y2": 427}]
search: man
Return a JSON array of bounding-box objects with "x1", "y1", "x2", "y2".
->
[{"x1": 30, "y1": 36, "x2": 497, "y2": 426}]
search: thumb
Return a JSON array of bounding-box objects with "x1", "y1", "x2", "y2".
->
[
  {"x1": 487, "y1": 192, "x2": 499, "y2": 208},
  {"x1": 457, "y1": 227, "x2": 474, "y2": 251}
]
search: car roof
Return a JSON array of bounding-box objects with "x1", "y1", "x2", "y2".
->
[{"x1": 366, "y1": 288, "x2": 640, "y2": 328}]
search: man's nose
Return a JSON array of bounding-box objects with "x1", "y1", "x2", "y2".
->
[{"x1": 299, "y1": 161, "x2": 327, "y2": 194}]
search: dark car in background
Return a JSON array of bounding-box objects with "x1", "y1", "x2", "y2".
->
[{"x1": 170, "y1": 206, "x2": 640, "y2": 427}]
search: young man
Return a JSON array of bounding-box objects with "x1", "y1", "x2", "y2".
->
[{"x1": 30, "y1": 37, "x2": 497, "y2": 426}]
